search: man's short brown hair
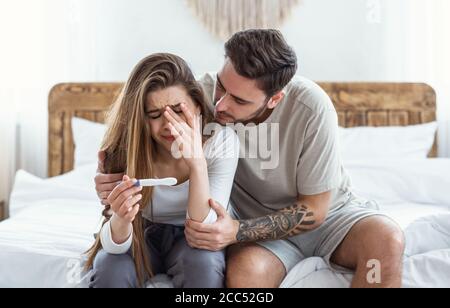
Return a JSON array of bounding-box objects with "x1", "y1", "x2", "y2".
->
[{"x1": 225, "y1": 29, "x2": 298, "y2": 97}]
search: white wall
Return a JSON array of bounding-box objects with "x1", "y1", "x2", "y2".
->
[
  {"x1": 43, "y1": 0, "x2": 393, "y2": 82},
  {"x1": 0, "y1": 0, "x2": 448, "y2": 204},
  {"x1": 45, "y1": 0, "x2": 390, "y2": 82},
  {"x1": 284, "y1": 0, "x2": 387, "y2": 81},
  {"x1": 47, "y1": 0, "x2": 224, "y2": 81}
]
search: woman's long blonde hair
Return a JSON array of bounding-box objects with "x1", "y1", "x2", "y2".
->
[{"x1": 85, "y1": 53, "x2": 213, "y2": 286}]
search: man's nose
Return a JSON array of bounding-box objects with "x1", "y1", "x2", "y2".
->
[{"x1": 216, "y1": 93, "x2": 231, "y2": 112}]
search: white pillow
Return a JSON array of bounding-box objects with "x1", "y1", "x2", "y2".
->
[
  {"x1": 72, "y1": 117, "x2": 107, "y2": 168},
  {"x1": 345, "y1": 158, "x2": 450, "y2": 206},
  {"x1": 339, "y1": 122, "x2": 438, "y2": 161}
]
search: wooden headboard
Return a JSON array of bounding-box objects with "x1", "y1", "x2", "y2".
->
[{"x1": 48, "y1": 82, "x2": 438, "y2": 177}]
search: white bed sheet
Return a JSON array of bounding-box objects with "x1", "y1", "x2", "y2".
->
[
  {"x1": 0, "y1": 166, "x2": 103, "y2": 288},
  {"x1": 281, "y1": 202, "x2": 450, "y2": 288},
  {"x1": 1, "y1": 160, "x2": 449, "y2": 288}
]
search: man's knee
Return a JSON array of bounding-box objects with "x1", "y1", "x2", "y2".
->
[
  {"x1": 226, "y1": 244, "x2": 286, "y2": 288},
  {"x1": 89, "y1": 250, "x2": 138, "y2": 288},
  {"x1": 357, "y1": 217, "x2": 405, "y2": 266},
  {"x1": 375, "y1": 225, "x2": 405, "y2": 266}
]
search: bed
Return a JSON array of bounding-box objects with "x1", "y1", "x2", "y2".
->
[{"x1": 0, "y1": 81, "x2": 449, "y2": 288}]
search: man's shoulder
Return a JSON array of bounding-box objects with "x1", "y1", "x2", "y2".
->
[
  {"x1": 197, "y1": 72, "x2": 216, "y2": 107},
  {"x1": 284, "y1": 76, "x2": 335, "y2": 114},
  {"x1": 197, "y1": 72, "x2": 216, "y2": 86}
]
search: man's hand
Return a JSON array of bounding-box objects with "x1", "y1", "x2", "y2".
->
[
  {"x1": 185, "y1": 199, "x2": 240, "y2": 252},
  {"x1": 95, "y1": 151, "x2": 124, "y2": 206}
]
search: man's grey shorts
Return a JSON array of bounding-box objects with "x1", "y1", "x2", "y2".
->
[{"x1": 231, "y1": 195, "x2": 387, "y2": 274}]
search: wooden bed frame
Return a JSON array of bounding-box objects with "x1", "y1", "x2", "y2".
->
[{"x1": 48, "y1": 82, "x2": 438, "y2": 177}]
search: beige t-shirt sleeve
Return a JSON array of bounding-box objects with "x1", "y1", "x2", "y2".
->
[
  {"x1": 296, "y1": 107, "x2": 343, "y2": 196},
  {"x1": 197, "y1": 72, "x2": 216, "y2": 109}
]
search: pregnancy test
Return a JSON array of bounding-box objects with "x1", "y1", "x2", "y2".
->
[{"x1": 134, "y1": 177, "x2": 178, "y2": 187}]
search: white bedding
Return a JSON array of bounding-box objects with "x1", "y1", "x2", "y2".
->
[
  {"x1": 0, "y1": 165, "x2": 102, "y2": 288},
  {"x1": 1, "y1": 160, "x2": 449, "y2": 288},
  {"x1": 281, "y1": 209, "x2": 450, "y2": 288}
]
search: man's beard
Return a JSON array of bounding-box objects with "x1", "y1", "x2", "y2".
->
[{"x1": 214, "y1": 100, "x2": 270, "y2": 125}]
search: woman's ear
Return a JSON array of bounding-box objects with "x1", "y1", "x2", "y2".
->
[{"x1": 195, "y1": 105, "x2": 201, "y2": 115}]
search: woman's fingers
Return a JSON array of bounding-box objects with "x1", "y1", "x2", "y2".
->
[
  {"x1": 164, "y1": 107, "x2": 182, "y2": 127},
  {"x1": 124, "y1": 204, "x2": 140, "y2": 222},
  {"x1": 113, "y1": 186, "x2": 143, "y2": 212},
  {"x1": 168, "y1": 122, "x2": 187, "y2": 143},
  {"x1": 180, "y1": 103, "x2": 195, "y2": 127},
  {"x1": 164, "y1": 107, "x2": 192, "y2": 133},
  {"x1": 164, "y1": 106, "x2": 198, "y2": 140},
  {"x1": 165, "y1": 106, "x2": 185, "y2": 125},
  {"x1": 118, "y1": 185, "x2": 143, "y2": 203},
  {"x1": 107, "y1": 177, "x2": 138, "y2": 204},
  {"x1": 169, "y1": 122, "x2": 195, "y2": 154},
  {"x1": 117, "y1": 194, "x2": 142, "y2": 218},
  {"x1": 165, "y1": 111, "x2": 188, "y2": 139},
  {"x1": 165, "y1": 106, "x2": 203, "y2": 161},
  {"x1": 109, "y1": 178, "x2": 142, "y2": 214}
]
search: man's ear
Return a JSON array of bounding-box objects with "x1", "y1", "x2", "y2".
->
[{"x1": 267, "y1": 91, "x2": 285, "y2": 109}]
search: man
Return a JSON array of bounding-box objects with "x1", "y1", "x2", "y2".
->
[{"x1": 95, "y1": 29, "x2": 405, "y2": 288}]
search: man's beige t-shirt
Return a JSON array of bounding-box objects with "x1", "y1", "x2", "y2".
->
[{"x1": 199, "y1": 73, "x2": 353, "y2": 219}]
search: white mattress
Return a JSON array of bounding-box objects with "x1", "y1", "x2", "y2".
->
[{"x1": 0, "y1": 160, "x2": 449, "y2": 288}]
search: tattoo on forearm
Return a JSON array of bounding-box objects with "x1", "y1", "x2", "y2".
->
[{"x1": 236, "y1": 204, "x2": 317, "y2": 242}]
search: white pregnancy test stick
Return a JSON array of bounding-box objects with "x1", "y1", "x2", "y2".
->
[{"x1": 135, "y1": 177, "x2": 178, "y2": 187}]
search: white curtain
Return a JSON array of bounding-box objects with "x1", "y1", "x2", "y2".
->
[
  {"x1": 0, "y1": 0, "x2": 45, "y2": 210},
  {"x1": 383, "y1": 0, "x2": 450, "y2": 157},
  {"x1": 0, "y1": 0, "x2": 99, "y2": 210}
]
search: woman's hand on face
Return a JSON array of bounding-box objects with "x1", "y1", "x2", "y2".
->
[
  {"x1": 164, "y1": 103, "x2": 206, "y2": 170},
  {"x1": 107, "y1": 175, "x2": 142, "y2": 225}
]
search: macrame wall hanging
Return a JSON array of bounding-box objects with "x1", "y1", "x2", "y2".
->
[{"x1": 186, "y1": 0, "x2": 301, "y2": 41}]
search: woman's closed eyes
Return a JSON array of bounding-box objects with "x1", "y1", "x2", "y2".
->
[{"x1": 146, "y1": 104, "x2": 183, "y2": 119}]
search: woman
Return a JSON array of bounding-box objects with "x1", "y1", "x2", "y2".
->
[{"x1": 85, "y1": 53, "x2": 239, "y2": 288}]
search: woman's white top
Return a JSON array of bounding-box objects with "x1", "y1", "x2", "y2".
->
[{"x1": 100, "y1": 125, "x2": 240, "y2": 254}]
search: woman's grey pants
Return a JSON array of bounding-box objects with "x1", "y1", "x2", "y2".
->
[{"x1": 89, "y1": 222, "x2": 225, "y2": 288}]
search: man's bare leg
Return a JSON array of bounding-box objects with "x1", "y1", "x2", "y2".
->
[
  {"x1": 331, "y1": 216, "x2": 405, "y2": 288},
  {"x1": 226, "y1": 243, "x2": 286, "y2": 288}
]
